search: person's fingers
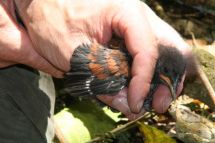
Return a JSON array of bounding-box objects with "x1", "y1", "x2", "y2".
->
[
  {"x1": 21, "y1": 47, "x2": 64, "y2": 78},
  {"x1": 97, "y1": 88, "x2": 131, "y2": 116},
  {"x1": 0, "y1": 59, "x2": 15, "y2": 68},
  {"x1": 142, "y1": 2, "x2": 195, "y2": 72},
  {"x1": 1, "y1": 0, "x2": 16, "y2": 19},
  {"x1": 97, "y1": 88, "x2": 146, "y2": 120},
  {"x1": 152, "y1": 85, "x2": 172, "y2": 113},
  {"x1": 152, "y1": 74, "x2": 185, "y2": 113},
  {"x1": 0, "y1": 27, "x2": 64, "y2": 77},
  {"x1": 133, "y1": 3, "x2": 190, "y2": 113},
  {"x1": 98, "y1": 74, "x2": 184, "y2": 117},
  {"x1": 112, "y1": 2, "x2": 158, "y2": 113},
  {"x1": 0, "y1": 2, "x2": 64, "y2": 78},
  {"x1": 16, "y1": 29, "x2": 64, "y2": 78}
]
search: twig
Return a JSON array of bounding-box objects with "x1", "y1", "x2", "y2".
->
[
  {"x1": 190, "y1": 32, "x2": 199, "y2": 47},
  {"x1": 197, "y1": 65, "x2": 215, "y2": 105},
  {"x1": 87, "y1": 113, "x2": 150, "y2": 143},
  {"x1": 52, "y1": 117, "x2": 70, "y2": 143},
  {"x1": 190, "y1": 32, "x2": 215, "y2": 105}
]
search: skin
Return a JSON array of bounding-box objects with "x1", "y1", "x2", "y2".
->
[
  {"x1": 1, "y1": 0, "x2": 191, "y2": 119},
  {"x1": 0, "y1": 1, "x2": 63, "y2": 77}
]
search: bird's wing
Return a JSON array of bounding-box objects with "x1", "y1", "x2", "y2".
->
[{"x1": 64, "y1": 43, "x2": 130, "y2": 97}]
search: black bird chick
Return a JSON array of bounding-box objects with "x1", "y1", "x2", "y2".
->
[{"x1": 64, "y1": 42, "x2": 186, "y2": 110}]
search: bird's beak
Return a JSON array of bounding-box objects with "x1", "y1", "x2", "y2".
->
[{"x1": 159, "y1": 74, "x2": 177, "y2": 100}]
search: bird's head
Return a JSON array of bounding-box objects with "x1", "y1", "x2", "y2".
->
[{"x1": 155, "y1": 46, "x2": 186, "y2": 100}]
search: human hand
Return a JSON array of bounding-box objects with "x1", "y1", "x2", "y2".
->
[
  {"x1": 0, "y1": 1, "x2": 63, "y2": 77},
  {"x1": 14, "y1": 0, "x2": 191, "y2": 119}
]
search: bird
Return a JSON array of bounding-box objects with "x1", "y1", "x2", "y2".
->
[{"x1": 63, "y1": 40, "x2": 186, "y2": 111}]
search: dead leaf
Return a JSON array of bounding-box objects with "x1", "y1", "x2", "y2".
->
[{"x1": 138, "y1": 121, "x2": 176, "y2": 143}]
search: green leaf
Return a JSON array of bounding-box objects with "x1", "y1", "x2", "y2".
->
[
  {"x1": 54, "y1": 109, "x2": 91, "y2": 143},
  {"x1": 54, "y1": 99, "x2": 120, "y2": 143}
]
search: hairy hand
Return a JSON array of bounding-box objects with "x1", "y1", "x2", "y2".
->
[{"x1": 14, "y1": 0, "x2": 191, "y2": 119}]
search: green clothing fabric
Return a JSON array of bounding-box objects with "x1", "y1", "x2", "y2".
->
[{"x1": 0, "y1": 65, "x2": 54, "y2": 143}]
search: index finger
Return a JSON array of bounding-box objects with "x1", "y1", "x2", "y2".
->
[{"x1": 112, "y1": 2, "x2": 158, "y2": 113}]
